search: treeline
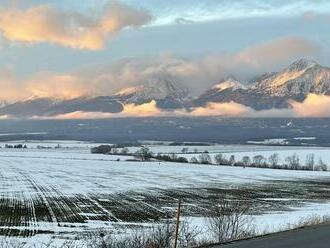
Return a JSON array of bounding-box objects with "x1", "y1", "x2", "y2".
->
[
  {"x1": 91, "y1": 145, "x2": 129, "y2": 155},
  {"x1": 191, "y1": 152, "x2": 328, "y2": 171},
  {"x1": 91, "y1": 145, "x2": 328, "y2": 172},
  {"x1": 4, "y1": 144, "x2": 27, "y2": 149},
  {"x1": 134, "y1": 147, "x2": 329, "y2": 171}
]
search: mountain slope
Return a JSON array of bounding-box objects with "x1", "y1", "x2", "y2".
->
[
  {"x1": 0, "y1": 96, "x2": 123, "y2": 117},
  {"x1": 1, "y1": 59, "x2": 330, "y2": 118},
  {"x1": 195, "y1": 59, "x2": 330, "y2": 110},
  {"x1": 0, "y1": 76, "x2": 189, "y2": 117},
  {"x1": 114, "y1": 76, "x2": 189, "y2": 109},
  {"x1": 253, "y1": 59, "x2": 330, "y2": 100}
]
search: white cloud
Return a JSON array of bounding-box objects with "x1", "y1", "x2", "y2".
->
[{"x1": 0, "y1": 36, "x2": 321, "y2": 103}]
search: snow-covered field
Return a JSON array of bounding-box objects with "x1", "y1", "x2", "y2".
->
[{"x1": 0, "y1": 140, "x2": 330, "y2": 246}]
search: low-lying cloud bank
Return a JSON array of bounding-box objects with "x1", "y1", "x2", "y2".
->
[
  {"x1": 290, "y1": 94, "x2": 330, "y2": 117},
  {"x1": 0, "y1": 1, "x2": 152, "y2": 50},
  {"x1": 4, "y1": 94, "x2": 325, "y2": 120},
  {"x1": 187, "y1": 94, "x2": 330, "y2": 118}
]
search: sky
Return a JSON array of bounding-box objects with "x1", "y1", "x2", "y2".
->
[{"x1": 0, "y1": 0, "x2": 329, "y2": 101}]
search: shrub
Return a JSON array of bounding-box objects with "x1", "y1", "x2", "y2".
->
[{"x1": 91, "y1": 145, "x2": 113, "y2": 154}]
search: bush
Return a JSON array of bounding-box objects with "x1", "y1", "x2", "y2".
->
[
  {"x1": 91, "y1": 145, "x2": 113, "y2": 154},
  {"x1": 207, "y1": 195, "x2": 255, "y2": 243},
  {"x1": 135, "y1": 147, "x2": 153, "y2": 161},
  {"x1": 155, "y1": 154, "x2": 188, "y2": 163},
  {"x1": 190, "y1": 157, "x2": 199, "y2": 164}
]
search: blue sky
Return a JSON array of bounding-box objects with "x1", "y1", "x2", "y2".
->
[{"x1": 0, "y1": 0, "x2": 328, "y2": 100}]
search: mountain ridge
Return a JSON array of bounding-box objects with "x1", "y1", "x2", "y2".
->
[{"x1": 1, "y1": 59, "x2": 330, "y2": 117}]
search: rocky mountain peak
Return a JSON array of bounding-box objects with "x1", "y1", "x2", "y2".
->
[{"x1": 287, "y1": 59, "x2": 319, "y2": 72}]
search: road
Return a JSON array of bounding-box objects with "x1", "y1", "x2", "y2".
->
[{"x1": 211, "y1": 224, "x2": 330, "y2": 248}]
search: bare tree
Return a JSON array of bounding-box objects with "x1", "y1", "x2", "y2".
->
[
  {"x1": 214, "y1": 154, "x2": 226, "y2": 165},
  {"x1": 252, "y1": 155, "x2": 265, "y2": 167},
  {"x1": 207, "y1": 196, "x2": 254, "y2": 243},
  {"x1": 147, "y1": 220, "x2": 174, "y2": 248},
  {"x1": 305, "y1": 154, "x2": 315, "y2": 171},
  {"x1": 199, "y1": 152, "x2": 212, "y2": 164},
  {"x1": 315, "y1": 158, "x2": 328, "y2": 171},
  {"x1": 268, "y1": 153, "x2": 279, "y2": 168},
  {"x1": 229, "y1": 155, "x2": 235, "y2": 166},
  {"x1": 242, "y1": 156, "x2": 251, "y2": 168},
  {"x1": 285, "y1": 154, "x2": 300, "y2": 170},
  {"x1": 178, "y1": 219, "x2": 200, "y2": 248}
]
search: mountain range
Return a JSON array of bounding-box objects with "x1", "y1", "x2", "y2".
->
[{"x1": 1, "y1": 59, "x2": 330, "y2": 118}]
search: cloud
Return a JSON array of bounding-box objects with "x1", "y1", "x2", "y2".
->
[
  {"x1": 12, "y1": 93, "x2": 330, "y2": 119},
  {"x1": 67, "y1": 36, "x2": 320, "y2": 97},
  {"x1": 0, "y1": 36, "x2": 322, "y2": 102},
  {"x1": 302, "y1": 10, "x2": 317, "y2": 20},
  {"x1": 189, "y1": 102, "x2": 252, "y2": 117},
  {"x1": 24, "y1": 72, "x2": 90, "y2": 99},
  {"x1": 0, "y1": 1, "x2": 152, "y2": 50},
  {"x1": 44, "y1": 111, "x2": 114, "y2": 120},
  {"x1": 233, "y1": 36, "x2": 320, "y2": 73},
  {"x1": 290, "y1": 94, "x2": 330, "y2": 117},
  {"x1": 187, "y1": 94, "x2": 330, "y2": 118},
  {"x1": 0, "y1": 68, "x2": 29, "y2": 101},
  {"x1": 121, "y1": 100, "x2": 163, "y2": 116}
]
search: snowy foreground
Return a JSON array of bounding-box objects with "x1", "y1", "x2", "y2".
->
[{"x1": 0, "y1": 141, "x2": 330, "y2": 246}]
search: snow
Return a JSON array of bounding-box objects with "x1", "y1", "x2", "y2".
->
[
  {"x1": 254, "y1": 202, "x2": 330, "y2": 233},
  {"x1": 187, "y1": 201, "x2": 330, "y2": 240},
  {"x1": 114, "y1": 86, "x2": 141, "y2": 96},
  {"x1": 0, "y1": 141, "x2": 330, "y2": 244},
  {"x1": 213, "y1": 78, "x2": 246, "y2": 91},
  {"x1": 247, "y1": 138, "x2": 289, "y2": 145}
]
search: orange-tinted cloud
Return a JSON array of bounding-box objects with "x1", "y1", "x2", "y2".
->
[
  {"x1": 25, "y1": 72, "x2": 89, "y2": 99},
  {"x1": 189, "y1": 102, "x2": 252, "y2": 117},
  {"x1": 0, "y1": 2, "x2": 152, "y2": 50},
  {"x1": 290, "y1": 94, "x2": 330, "y2": 117},
  {"x1": 0, "y1": 68, "x2": 29, "y2": 101},
  {"x1": 121, "y1": 100, "x2": 162, "y2": 116}
]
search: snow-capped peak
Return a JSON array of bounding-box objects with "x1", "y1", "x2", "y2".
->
[
  {"x1": 213, "y1": 77, "x2": 246, "y2": 91},
  {"x1": 114, "y1": 75, "x2": 189, "y2": 105},
  {"x1": 287, "y1": 58, "x2": 318, "y2": 72},
  {"x1": 252, "y1": 58, "x2": 330, "y2": 97}
]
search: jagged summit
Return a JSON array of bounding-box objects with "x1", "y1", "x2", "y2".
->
[
  {"x1": 0, "y1": 59, "x2": 330, "y2": 117},
  {"x1": 115, "y1": 75, "x2": 189, "y2": 104},
  {"x1": 287, "y1": 58, "x2": 319, "y2": 72},
  {"x1": 113, "y1": 75, "x2": 189, "y2": 109},
  {"x1": 194, "y1": 59, "x2": 330, "y2": 110},
  {"x1": 253, "y1": 58, "x2": 330, "y2": 98}
]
